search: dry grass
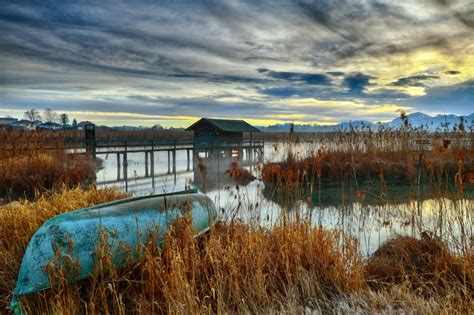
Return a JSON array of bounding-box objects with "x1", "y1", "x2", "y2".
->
[
  {"x1": 0, "y1": 187, "x2": 471, "y2": 314},
  {"x1": 0, "y1": 130, "x2": 98, "y2": 201},
  {"x1": 365, "y1": 234, "x2": 473, "y2": 311},
  {"x1": 0, "y1": 186, "x2": 130, "y2": 312},
  {"x1": 0, "y1": 128, "x2": 472, "y2": 314},
  {"x1": 0, "y1": 187, "x2": 364, "y2": 314},
  {"x1": 0, "y1": 153, "x2": 96, "y2": 201},
  {"x1": 262, "y1": 139, "x2": 474, "y2": 189}
]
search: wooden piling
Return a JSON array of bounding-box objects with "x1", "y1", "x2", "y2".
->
[
  {"x1": 151, "y1": 143, "x2": 155, "y2": 188},
  {"x1": 167, "y1": 150, "x2": 171, "y2": 174},
  {"x1": 187, "y1": 149, "x2": 190, "y2": 171},
  {"x1": 116, "y1": 153, "x2": 121, "y2": 180},
  {"x1": 124, "y1": 142, "x2": 128, "y2": 192},
  {"x1": 145, "y1": 151, "x2": 149, "y2": 177}
]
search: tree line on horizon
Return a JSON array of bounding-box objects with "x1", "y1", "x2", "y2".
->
[{"x1": 23, "y1": 108, "x2": 78, "y2": 128}]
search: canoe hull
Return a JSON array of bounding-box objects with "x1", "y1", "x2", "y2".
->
[{"x1": 13, "y1": 192, "x2": 217, "y2": 297}]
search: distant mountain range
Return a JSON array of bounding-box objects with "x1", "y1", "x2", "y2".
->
[{"x1": 258, "y1": 112, "x2": 474, "y2": 132}]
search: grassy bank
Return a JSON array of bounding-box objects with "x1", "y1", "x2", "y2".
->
[
  {"x1": 0, "y1": 187, "x2": 472, "y2": 314},
  {"x1": 0, "y1": 130, "x2": 472, "y2": 313}
]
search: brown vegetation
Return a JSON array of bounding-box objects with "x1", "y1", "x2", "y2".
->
[
  {"x1": 0, "y1": 190, "x2": 471, "y2": 313},
  {"x1": 0, "y1": 187, "x2": 363, "y2": 313},
  {"x1": 365, "y1": 234, "x2": 473, "y2": 302},
  {"x1": 225, "y1": 161, "x2": 256, "y2": 185},
  {"x1": 0, "y1": 129, "x2": 472, "y2": 313},
  {"x1": 262, "y1": 138, "x2": 474, "y2": 189},
  {"x1": 0, "y1": 130, "x2": 97, "y2": 201},
  {"x1": 0, "y1": 153, "x2": 96, "y2": 201},
  {"x1": 0, "y1": 186, "x2": 130, "y2": 312}
]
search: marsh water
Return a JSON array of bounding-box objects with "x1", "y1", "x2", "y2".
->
[{"x1": 95, "y1": 142, "x2": 473, "y2": 256}]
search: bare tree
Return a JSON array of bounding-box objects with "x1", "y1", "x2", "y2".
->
[
  {"x1": 24, "y1": 108, "x2": 41, "y2": 121},
  {"x1": 44, "y1": 108, "x2": 58, "y2": 123},
  {"x1": 59, "y1": 113, "x2": 69, "y2": 126}
]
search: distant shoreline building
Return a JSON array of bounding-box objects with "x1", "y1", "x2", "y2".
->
[
  {"x1": 13, "y1": 119, "x2": 37, "y2": 130},
  {"x1": 0, "y1": 117, "x2": 18, "y2": 130},
  {"x1": 38, "y1": 122, "x2": 62, "y2": 130}
]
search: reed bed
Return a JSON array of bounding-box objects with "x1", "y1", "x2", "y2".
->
[
  {"x1": 0, "y1": 153, "x2": 96, "y2": 201},
  {"x1": 0, "y1": 187, "x2": 471, "y2": 314},
  {"x1": 262, "y1": 132, "x2": 474, "y2": 189},
  {"x1": 0, "y1": 130, "x2": 97, "y2": 201},
  {"x1": 0, "y1": 186, "x2": 130, "y2": 312},
  {"x1": 0, "y1": 128, "x2": 472, "y2": 314}
]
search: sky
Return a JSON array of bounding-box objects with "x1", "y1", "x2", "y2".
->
[{"x1": 0, "y1": 0, "x2": 473, "y2": 127}]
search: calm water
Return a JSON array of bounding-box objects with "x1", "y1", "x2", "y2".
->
[{"x1": 95, "y1": 142, "x2": 473, "y2": 255}]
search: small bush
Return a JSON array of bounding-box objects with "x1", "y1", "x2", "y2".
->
[{"x1": 365, "y1": 234, "x2": 473, "y2": 300}]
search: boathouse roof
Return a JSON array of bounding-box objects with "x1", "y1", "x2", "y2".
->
[{"x1": 186, "y1": 118, "x2": 260, "y2": 133}]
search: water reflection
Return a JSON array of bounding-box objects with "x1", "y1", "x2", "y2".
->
[{"x1": 95, "y1": 142, "x2": 473, "y2": 256}]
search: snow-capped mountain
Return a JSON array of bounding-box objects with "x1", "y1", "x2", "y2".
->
[
  {"x1": 258, "y1": 113, "x2": 474, "y2": 132},
  {"x1": 386, "y1": 112, "x2": 474, "y2": 131}
]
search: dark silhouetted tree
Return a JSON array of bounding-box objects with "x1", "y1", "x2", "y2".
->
[
  {"x1": 44, "y1": 108, "x2": 58, "y2": 123},
  {"x1": 24, "y1": 108, "x2": 41, "y2": 121},
  {"x1": 60, "y1": 113, "x2": 69, "y2": 126}
]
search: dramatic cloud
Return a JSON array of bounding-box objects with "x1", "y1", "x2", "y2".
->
[
  {"x1": 0, "y1": 0, "x2": 473, "y2": 126},
  {"x1": 343, "y1": 73, "x2": 376, "y2": 94},
  {"x1": 445, "y1": 70, "x2": 461, "y2": 75},
  {"x1": 258, "y1": 68, "x2": 332, "y2": 86},
  {"x1": 390, "y1": 75, "x2": 440, "y2": 87}
]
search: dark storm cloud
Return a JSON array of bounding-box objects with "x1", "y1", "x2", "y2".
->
[
  {"x1": 390, "y1": 75, "x2": 440, "y2": 87},
  {"x1": 257, "y1": 68, "x2": 332, "y2": 85},
  {"x1": 445, "y1": 70, "x2": 461, "y2": 75},
  {"x1": 260, "y1": 87, "x2": 302, "y2": 98},
  {"x1": 259, "y1": 86, "x2": 332, "y2": 99},
  {"x1": 343, "y1": 73, "x2": 375, "y2": 94},
  {"x1": 326, "y1": 71, "x2": 345, "y2": 76}
]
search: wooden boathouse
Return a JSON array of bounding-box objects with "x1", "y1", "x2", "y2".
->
[
  {"x1": 186, "y1": 118, "x2": 262, "y2": 189},
  {"x1": 186, "y1": 117, "x2": 261, "y2": 162},
  {"x1": 186, "y1": 117, "x2": 260, "y2": 147}
]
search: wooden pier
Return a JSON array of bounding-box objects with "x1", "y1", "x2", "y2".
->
[{"x1": 86, "y1": 135, "x2": 264, "y2": 191}]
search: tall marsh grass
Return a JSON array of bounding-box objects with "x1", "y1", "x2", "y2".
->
[
  {"x1": 0, "y1": 130, "x2": 96, "y2": 201},
  {"x1": 0, "y1": 186, "x2": 472, "y2": 314},
  {"x1": 0, "y1": 128, "x2": 472, "y2": 313},
  {"x1": 0, "y1": 186, "x2": 130, "y2": 311}
]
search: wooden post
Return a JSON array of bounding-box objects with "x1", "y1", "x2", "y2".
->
[
  {"x1": 124, "y1": 142, "x2": 128, "y2": 192},
  {"x1": 84, "y1": 123, "x2": 96, "y2": 159},
  {"x1": 167, "y1": 150, "x2": 171, "y2": 174},
  {"x1": 239, "y1": 140, "x2": 243, "y2": 161},
  {"x1": 145, "y1": 151, "x2": 149, "y2": 177},
  {"x1": 151, "y1": 142, "x2": 155, "y2": 188},
  {"x1": 173, "y1": 141, "x2": 177, "y2": 174},
  {"x1": 187, "y1": 149, "x2": 190, "y2": 171},
  {"x1": 116, "y1": 153, "x2": 121, "y2": 180}
]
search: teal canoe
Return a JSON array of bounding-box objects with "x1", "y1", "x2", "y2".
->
[{"x1": 11, "y1": 189, "x2": 217, "y2": 312}]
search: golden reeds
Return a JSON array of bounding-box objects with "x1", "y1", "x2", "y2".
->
[{"x1": 0, "y1": 129, "x2": 472, "y2": 313}]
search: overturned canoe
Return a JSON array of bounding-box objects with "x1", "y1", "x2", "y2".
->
[{"x1": 12, "y1": 190, "x2": 217, "y2": 301}]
